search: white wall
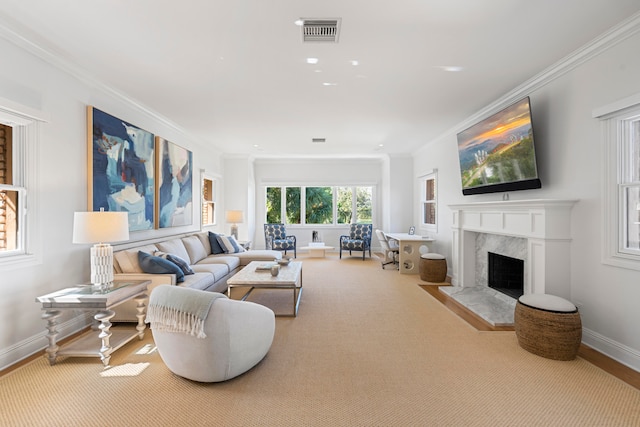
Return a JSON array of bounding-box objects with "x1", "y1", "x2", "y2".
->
[
  {"x1": 413, "y1": 26, "x2": 640, "y2": 370},
  {"x1": 0, "y1": 35, "x2": 225, "y2": 369}
]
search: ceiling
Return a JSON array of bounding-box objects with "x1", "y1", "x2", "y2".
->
[{"x1": 1, "y1": 1, "x2": 639, "y2": 158}]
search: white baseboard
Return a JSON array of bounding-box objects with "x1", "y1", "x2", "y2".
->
[
  {"x1": 582, "y1": 327, "x2": 640, "y2": 373},
  {"x1": 0, "y1": 314, "x2": 92, "y2": 371}
]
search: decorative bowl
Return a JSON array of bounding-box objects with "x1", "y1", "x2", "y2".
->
[{"x1": 277, "y1": 258, "x2": 290, "y2": 266}]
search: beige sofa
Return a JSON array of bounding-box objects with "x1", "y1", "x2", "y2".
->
[{"x1": 112, "y1": 231, "x2": 282, "y2": 321}]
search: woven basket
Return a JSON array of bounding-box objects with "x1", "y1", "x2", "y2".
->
[
  {"x1": 419, "y1": 257, "x2": 447, "y2": 282},
  {"x1": 514, "y1": 301, "x2": 582, "y2": 361}
]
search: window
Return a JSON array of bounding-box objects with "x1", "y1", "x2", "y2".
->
[
  {"x1": 0, "y1": 99, "x2": 43, "y2": 266},
  {"x1": 305, "y1": 187, "x2": 333, "y2": 224},
  {"x1": 265, "y1": 186, "x2": 374, "y2": 225},
  {"x1": 202, "y1": 175, "x2": 216, "y2": 226},
  {"x1": 420, "y1": 170, "x2": 437, "y2": 231},
  {"x1": 597, "y1": 94, "x2": 640, "y2": 270}
]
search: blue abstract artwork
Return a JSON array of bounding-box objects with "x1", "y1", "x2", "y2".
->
[
  {"x1": 156, "y1": 137, "x2": 193, "y2": 228},
  {"x1": 88, "y1": 107, "x2": 155, "y2": 231}
]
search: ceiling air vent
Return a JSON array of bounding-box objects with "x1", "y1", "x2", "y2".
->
[
  {"x1": 301, "y1": 19, "x2": 341, "y2": 43},
  {"x1": 312, "y1": 138, "x2": 326, "y2": 143}
]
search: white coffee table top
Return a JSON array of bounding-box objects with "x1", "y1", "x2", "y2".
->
[{"x1": 228, "y1": 261, "x2": 303, "y2": 286}]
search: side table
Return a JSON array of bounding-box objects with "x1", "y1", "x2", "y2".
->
[{"x1": 36, "y1": 280, "x2": 150, "y2": 367}]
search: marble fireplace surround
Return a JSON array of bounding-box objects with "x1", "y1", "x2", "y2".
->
[{"x1": 444, "y1": 199, "x2": 577, "y2": 324}]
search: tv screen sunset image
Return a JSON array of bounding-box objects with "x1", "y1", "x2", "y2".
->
[{"x1": 457, "y1": 97, "x2": 539, "y2": 191}]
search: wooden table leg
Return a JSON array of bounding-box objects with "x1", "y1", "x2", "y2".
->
[
  {"x1": 42, "y1": 310, "x2": 61, "y2": 366},
  {"x1": 95, "y1": 310, "x2": 115, "y2": 367},
  {"x1": 134, "y1": 293, "x2": 148, "y2": 340}
]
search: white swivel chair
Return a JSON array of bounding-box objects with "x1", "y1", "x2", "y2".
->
[
  {"x1": 147, "y1": 285, "x2": 275, "y2": 382},
  {"x1": 375, "y1": 229, "x2": 399, "y2": 269}
]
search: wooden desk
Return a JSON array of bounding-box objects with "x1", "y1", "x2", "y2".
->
[{"x1": 385, "y1": 233, "x2": 434, "y2": 274}]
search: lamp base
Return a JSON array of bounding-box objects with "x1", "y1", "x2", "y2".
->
[
  {"x1": 230, "y1": 224, "x2": 238, "y2": 240},
  {"x1": 90, "y1": 243, "x2": 114, "y2": 286}
]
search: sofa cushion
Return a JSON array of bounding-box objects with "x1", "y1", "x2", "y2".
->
[
  {"x1": 114, "y1": 244, "x2": 159, "y2": 273},
  {"x1": 234, "y1": 250, "x2": 282, "y2": 266},
  {"x1": 191, "y1": 263, "x2": 230, "y2": 282},
  {"x1": 179, "y1": 272, "x2": 216, "y2": 291},
  {"x1": 196, "y1": 255, "x2": 241, "y2": 273},
  {"x1": 208, "y1": 232, "x2": 226, "y2": 255},
  {"x1": 156, "y1": 239, "x2": 192, "y2": 265},
  {"x1": 182, "y1": 235, "x2": 208, "y2": 264},
  {"x1": 194, "y1": 232, "x2": 212, "y2": 255},
  {"x1": 138, "y1": 251, "x2": 185, "y2": 283},
  {"x1": 216, "y1": 234, "x2": 245, "y2": 254}
]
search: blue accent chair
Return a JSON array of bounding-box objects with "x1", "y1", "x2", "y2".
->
[
  {"x1": 339, "y1": 224, "x2": 373, "y2": 261},
  {"x1": 264, "y1": 224, "x2": 297, "y2": 258}
]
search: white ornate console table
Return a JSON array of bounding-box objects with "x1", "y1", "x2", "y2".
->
[{"x1": 36, "y1": 280, "x2": 149, "y2": 367}]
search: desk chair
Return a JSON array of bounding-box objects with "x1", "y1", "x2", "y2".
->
[{"x1": 375, "y1": 229, "x2": 399, "y2": 269}]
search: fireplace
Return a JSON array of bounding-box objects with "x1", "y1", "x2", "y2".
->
[
  {"x1": 449, "y1": 199, "x2": 577, "y2": 298},
  {"x1": 488, "y1": 252, "x2": 524, "y2": 299}
]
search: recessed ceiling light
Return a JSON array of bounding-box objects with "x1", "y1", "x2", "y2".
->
[
  {"x1": 350, "y1": 60, "x2": 359, "y2": 66},
  {"x1": 314, "y1": 70, "x2": 322, "y2": 73},
  {"x1": 435, "y1": 65, "x2": 464, "y2": 72},
  {"x1": 294, "y1": 19, "x2": 304, "y2": 26},
  {"x1": 379, "y1": 144, "x2": 384, "y2": 147},
  {"x1": 307, "y1": 57, "x2": 319, "y2": 64},
  {"x1": 322, "y1": 82, "x2": 338, "y2": 86}
]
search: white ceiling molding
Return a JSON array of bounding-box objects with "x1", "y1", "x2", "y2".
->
[{"x1": 414, "y1": 10, "x2": 640, "y2": 156}]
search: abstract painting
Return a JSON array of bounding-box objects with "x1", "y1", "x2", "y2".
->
[
  {"x1": 156, "y1": 137, "x2": 193, "y2": 228},
  {"x1": 87, "y1": 106, "x2": 155, "y2": 231}
]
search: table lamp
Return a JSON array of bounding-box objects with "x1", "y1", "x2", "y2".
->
[
  {"x1": 73, "y1": 209, "x2": 129, "y2": 287},
  {"x1": 225, "y1": 210, "x2": 244, "y2": 240}
]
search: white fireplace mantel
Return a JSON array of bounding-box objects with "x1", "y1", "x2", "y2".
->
[{"x1": 449, "y1": 199, "x2": 578, "y2": 298}]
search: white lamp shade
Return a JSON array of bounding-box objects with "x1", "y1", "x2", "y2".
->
[
  {"x1": 73, "y1": 211, "x2": 130, "y2": 244},
  {"x1": 225, "y1": 210, "x2": 244, "y2": 224}
]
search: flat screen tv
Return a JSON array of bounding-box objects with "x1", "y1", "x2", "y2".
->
[{"x1": 456, "y1": 96, "x2": 541, "y2": 196}]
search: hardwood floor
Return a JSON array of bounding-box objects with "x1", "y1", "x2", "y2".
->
[{"x1": 420, "y1": 284, "x2": 640, "y2": 390}]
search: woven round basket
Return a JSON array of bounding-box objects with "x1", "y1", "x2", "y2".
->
[
  {"x1": 514, "y1": 301, "x2": 582, "y2": 361},
  {"x1": 419, "y1": 256, "x2": 447, "y2": 282}
]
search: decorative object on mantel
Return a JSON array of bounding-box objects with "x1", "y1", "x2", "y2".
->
[
  {"x1": 87, "y1": 106, "x2": 155, "y2": 231},
  {"x1": 312, "y1": 230, "x2": 320, "y2": 242},
  {"x1": 226, "y1": 210, "x2": 244, "y2": 240},
  {"x1": 72, "y1": 209, "x2": 129, "y2": 287}
]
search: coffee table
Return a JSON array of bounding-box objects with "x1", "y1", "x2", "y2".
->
[
  {"x1": 300, "y1": 245, "x2": 334, "y2": 258},
  {"x1": 227, "y1": 261, "x2": 303, "y2": 316},
  {"x1": 36, "y1": 280, "x2": 149, "y2": 367}
]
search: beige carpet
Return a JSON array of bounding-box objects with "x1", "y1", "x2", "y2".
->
[{"x1": 2, "y1": 255, "x2": 640, "y2": 426}]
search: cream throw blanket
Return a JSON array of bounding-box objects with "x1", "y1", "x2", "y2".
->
[{"x1": 146, "y1": 286, "x2": 226, "y2": 339}]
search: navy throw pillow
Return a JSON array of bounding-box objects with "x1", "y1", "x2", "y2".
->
[
  {"x1": 138, "y1": 251, "x2": 185, "y2": 283},
  {"x1": 166, "y1": 254, "x2": 194, "y2": 275},
  {"x1": 208, "y1": 232, "x2": 226, "y2": 255}
]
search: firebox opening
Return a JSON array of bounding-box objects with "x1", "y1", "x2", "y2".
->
[{"x1": 488, "y1": 252, "x2": 524, "y2": 299}]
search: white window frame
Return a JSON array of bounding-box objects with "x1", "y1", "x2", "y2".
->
[
  {"x1": 419, "y1": 169, "x2": 438, "y2": 233},
  {"x1": 201, "y1": 171, "x2": 218, "y2": 227},
  {"x1": 264, "y1": 185, "x2": 376, "y2": 226},
  {"x1": 596, "y1": 93, "x2": 640, "y2": 271},
  {"x1": 0, "y1": 98, "x2": 45, "y2": 269}
]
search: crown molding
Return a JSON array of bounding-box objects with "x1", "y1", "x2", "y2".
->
[
  {"x1": 0, "y1": 14, "x2": 219, "y2": 151},
  {"x1": 414, "y1": 11, "x2": 640, "y2": 155}
]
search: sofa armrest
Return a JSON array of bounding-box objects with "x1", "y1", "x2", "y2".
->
[
  {"x1": 112, "y1": 273, "x2": 176, "y2": 322},
  {"x1": 114, "y1": 273, "x2": 176, "y2": 289}
]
